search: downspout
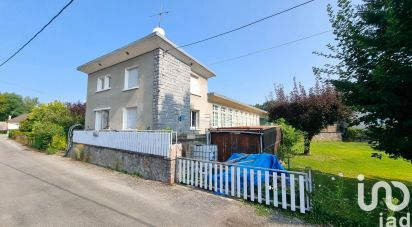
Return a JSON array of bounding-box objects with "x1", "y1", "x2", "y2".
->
[{"x1": 260, "y1": 133, "x2": 263, "y2": 153}]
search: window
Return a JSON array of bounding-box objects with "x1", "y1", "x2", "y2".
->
[
  {"x1": 123, "y1": 107, "x2": 138, "y2": 129},
  {"x1": 96, "y1": 75, "x2": 111, "y2": 92},
  {"x1": 124, "y1": 66, "x2": 139, "y2": 90},
  {"x1": 228, "y1": 109, "x2": 233, "y2": 127},
  {"x1": 104, "y1": 75, "x2": 111, "y2": 89},
  {"x1": 190, "y1": 110, "x2": 199, "y2": 130},
  {"x1": 95, "y1": 109, "x2": 110, "y2": 130},
  {"x1": 220, "y1": 107, "x2": 226, "y2": 127},
  {"x1": 190, "y1": 76, "x2": 200, "y2": 96},
  {"x1": 212, "y1": 112, "x2": 218, "y2": 127},
  {"x1": 212, "y1": 105, "x2": 219, "y2": 127}
]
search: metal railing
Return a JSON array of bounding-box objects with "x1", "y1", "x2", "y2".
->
[
  {"x1": 73, "y1": 130, "x2": 177, "y2": 158},
  {"x1": 187, "y1": 144, "x2": 218, "y2": 161},
  {"x1": 176, "y1": 157, "x2": 312, "y2": 214}
]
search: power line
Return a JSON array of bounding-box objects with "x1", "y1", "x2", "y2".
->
[
  {"x1": 0, "y1": 0, "x2": 74, "y2": 68},
  {"x1": 207, "y1": 30, "x2": 332, "y2": 66},
  {"x1": 166, "y1": 0, "x2": 315, "y2": 52}
]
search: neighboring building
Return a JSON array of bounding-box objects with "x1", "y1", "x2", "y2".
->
[
  {"x1": 313, "y1": 122, "x2": 345, "y2": 141},
  {"x1": 78, "y1": 28, "x2": 267, "y2": 134},
  {"x1": 0, "y1": 122, "x2": 7, "y2": 131},
  {"x1": 7, "y1": 114, "x2": 28, "y2": 130}
]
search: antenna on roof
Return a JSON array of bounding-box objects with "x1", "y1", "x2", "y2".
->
[{"x1": 150, "y1": 3, "x2": 168, "y2": 36}]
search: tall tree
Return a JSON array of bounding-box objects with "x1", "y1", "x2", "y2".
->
[
  {"x1": 0, "y1": 93, "x2": 25, "y2": 121},
  {"x1": 0, "y1": 92, "x2": 39, "y2": 121},
  {"x1": 314, "y1": 0, "x2": 412, "y2": 160},
  {"x1": 268, "y1": 79, "x2": 349, "y2": 155},
  {"x1": 66, "y1": 102, "x2": 86, "y2": 126}
]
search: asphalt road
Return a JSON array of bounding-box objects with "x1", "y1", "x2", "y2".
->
[{"x1": 0, "y1": 135, "x2": 309, "y2": 227}]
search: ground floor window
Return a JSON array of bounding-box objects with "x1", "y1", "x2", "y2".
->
[
  {"x1": 123, "y1": 107, "x2": 138, "y2": 129},
  {"x1": 211, "y1": 104, "x2": 260, "y2": 127},
  {"x1": 191, "y1": 110, "x2": 199, "y2": 130},
  {"x1": 95, "y1": 109, "x2": 110, "y2": 130}
]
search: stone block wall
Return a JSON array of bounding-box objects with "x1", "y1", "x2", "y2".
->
[
  {"x1": 69, "y1": 143, "x2": 177, "y2": 184},
  {"x1": 313, "y1": 132, "x2": 343, "y2": 141},
  {"x1": 152, "y1": 48, "x2": 191, "y2": 133}
]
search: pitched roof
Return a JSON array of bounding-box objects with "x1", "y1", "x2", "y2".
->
[
  {"x1": 8, "y1": 113, "x2": 28, "y2": 124},
  {"x1": 77, "y1": 32, "x2": 216, "y2": 78}
]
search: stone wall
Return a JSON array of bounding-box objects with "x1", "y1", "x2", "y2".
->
[
  {"x1": 152, "y1": 48, "x2": 191, "y2": 133},
  {"x1": 313, "y1": 132, "x2": 343, "y2": 141},
  {"x1": 69, "y1": 143, "x2": 178, "y2": 184}
]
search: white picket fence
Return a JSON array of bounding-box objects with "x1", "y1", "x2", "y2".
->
[
  {"x1": 73, "y1": 130, "x2": 176, "y2": 158},
  {"x1": 176, "y1": 157, "x2": 312, "y2": 214}
]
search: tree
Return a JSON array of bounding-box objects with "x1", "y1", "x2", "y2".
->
[
  {"x1": 20, "y1": 101, "x2": 86, "y2": 133},
  {"x1": 0, "y1": 92, "x2": 39, "y2": 121},
  {"x1": 66, "y1": 102, "x2": 86, "y2": 126},
  {"x1": 0, "y1": 93, "x2": 24, "y2": 121},
  {"x1": 267, "y1": 79, "x2": 349, "y2": 155},
  {"x1": 22, "y1": 97, "x2": 39, "y2": 113},
  {"x1": 21, "y1": 101, "x2": 72, "y2": 132},
  {"x1": 314, "y1": 0, "x2": 412, "y2": 160},
  {"x1": 275, "y1": 118, "x2": 302, "y2": 161}
]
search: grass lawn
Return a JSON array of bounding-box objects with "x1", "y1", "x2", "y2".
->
[
  {"x1": 285, "y1": 141, "x2": 412, "y2": 226},
  {"x1": 291, "y1": 141, "x2": 412, "y2": 183}
]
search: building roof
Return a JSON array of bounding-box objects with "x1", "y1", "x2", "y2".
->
[
  {"x1": 77, "y1": 32, "x2": 216, "y2": 78},
  {"x1": 208, "y1": 92, "x2": 268, "y2": 116},
  {"x1": 8, "y1": 113, "x2": 28, "y2": 124}
]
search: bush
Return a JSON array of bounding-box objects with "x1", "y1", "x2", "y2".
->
[
  {"x1": 50, "y1": 134, "x2": 67, "y2": 151},
  {"x1": 0, "y1": 130, "x2": 7, "y2": 134},
  {"x1": 8, "y1": 130, "x2": 18, "y2": 139},
  {"x1": 19, "y1": 118, "x2": 34, "y2": 132},
  {"x1": 343, "y1": 127, "x2": 368, "y2": 142},
  {"x1": 32, "y1": 122, "x2": 64, "y2": 150},
  {"x1": 275, "y1": 118, "x2": 303, "y2": 160}
]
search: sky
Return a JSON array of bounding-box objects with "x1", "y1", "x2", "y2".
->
[{"x1": 0, "y1": 0, "x2": 336, "y2": 105}]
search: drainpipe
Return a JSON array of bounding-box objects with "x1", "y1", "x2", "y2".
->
[{"x1": 260, "y1": 133, "x2": 263, "y2": 153}]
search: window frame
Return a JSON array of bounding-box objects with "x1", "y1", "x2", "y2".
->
[
  {"x1": 190, "y1": 110, "x2": 199, "y2": 130},
  {"x1": 124, "y1": 65, "x2": 139, "y2": 91},
  {"x1": 96, "y1": 74, "x2": 111, "y2": 92},
  {"x1": 94, "y1": 108, "x2": 110, "y2": 130},
  {"x1": 122, "y1": 106, "x2": 138, "y2": 130},
  {"x1": 190, "y1": 75, "x2": 201, "y2": 96}
]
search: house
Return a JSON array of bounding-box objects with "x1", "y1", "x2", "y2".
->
[
  {"x1": 6, "y1": 114, "x2": 28, "y2": 130},
  {"x1": 78, "y1": 28, "x2": 267, "y2": 134}
]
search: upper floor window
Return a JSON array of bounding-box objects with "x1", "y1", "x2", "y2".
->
[
  {"x1": 96, "y1": 75, "x2": 111, "y2": 92},
  {"x1": 124, "y1": 66, "x2": 139, "y2": 90},
  {"x1": 190, "y1": 75, "x2": 200, "y2": 96}
]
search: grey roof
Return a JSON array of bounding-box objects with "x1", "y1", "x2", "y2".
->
[{"x1": 8, "y1": 114, "x2": 28, "y2": 124}]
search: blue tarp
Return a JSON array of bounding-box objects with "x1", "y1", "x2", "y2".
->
[
  {"x1": 214, "y1": 153, "x2": 287, "y2": 193},
  {"x1": 226, "y1": 153, "x2": 286, "y2": 171}
]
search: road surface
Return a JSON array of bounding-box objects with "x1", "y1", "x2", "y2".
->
[{"x1": 0, "y1": 135, "x2": 309, "y2": 226}]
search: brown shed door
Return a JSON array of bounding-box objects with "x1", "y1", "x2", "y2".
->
[{"x1": 211, "y1": 133, "x2": 261, "y2": 161}]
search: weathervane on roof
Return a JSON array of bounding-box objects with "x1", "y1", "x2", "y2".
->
[{"x1": 151, "y1": 3, "x2": 168, "y2": 36}]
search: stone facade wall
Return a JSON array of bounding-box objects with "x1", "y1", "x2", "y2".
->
[
  {"x1": 313, "y1": 132, "x2": 343, "y2": 141},
  {"x1": 69, "y1": 143, "x2": 177, "y2": 184},
  {"x1": 152, "y1": 48, "x2": 191, "y2": 133}
]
